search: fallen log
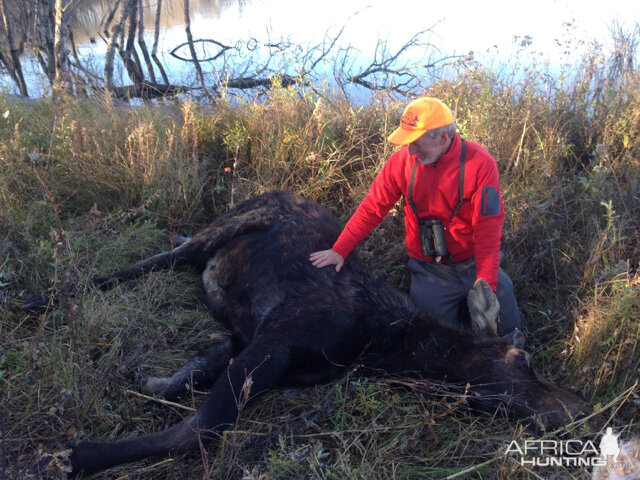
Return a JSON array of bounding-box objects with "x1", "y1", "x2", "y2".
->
[{"x1": 110, "y1": 82, "x2": 190, "y2": 99}]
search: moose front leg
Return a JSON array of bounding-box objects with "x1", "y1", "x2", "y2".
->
[{"x1": 143, "y1": 338, "x2": 235, "y2": 401}]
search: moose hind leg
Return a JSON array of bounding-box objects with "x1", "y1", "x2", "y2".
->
[
  {"x1": 143, "y1": 338, "x2": 234, "y2": 401},
  {"x1": 467, "y1": 278, "x2": 500, "y2": 335},
  {"x1": 467, "y1": 279, "x2": 525, "y2": 347}
]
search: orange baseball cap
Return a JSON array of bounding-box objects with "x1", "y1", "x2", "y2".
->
[{"x1": 387, "y1": 97, "x2": 454, "y2": 145}]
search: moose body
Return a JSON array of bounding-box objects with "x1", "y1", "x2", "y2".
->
[{"x1": 36, "y1": 190, "x2": 596, "y2": 477}]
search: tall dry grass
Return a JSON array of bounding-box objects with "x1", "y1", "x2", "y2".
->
[{"x1": 1, "y1": 24, "x2": 639, "y2": 479}]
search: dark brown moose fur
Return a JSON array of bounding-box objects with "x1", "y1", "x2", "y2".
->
[{"x1": 34, "y1": 190, "x2": 597, "y2": 477}]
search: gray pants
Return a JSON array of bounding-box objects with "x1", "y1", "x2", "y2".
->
[{"x1": 408, "y1": 257, "x2": 523, "y2": 335}]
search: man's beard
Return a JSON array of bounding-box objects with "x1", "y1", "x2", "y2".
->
[{"x1": 417, "y1": 154, "x2": 437, "y2": 165}]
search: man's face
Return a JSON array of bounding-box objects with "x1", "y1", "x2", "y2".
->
[{"x1": 408, "y1": 131, "x2": 450, "y2": 164}]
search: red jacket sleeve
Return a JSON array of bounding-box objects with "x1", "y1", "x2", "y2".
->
[
  {"x1": 331, "y1": 157, "x2": 403, "y2": 259},
  {"x1": 470, "y1": 157, "x2": 504, "y2": 291}
]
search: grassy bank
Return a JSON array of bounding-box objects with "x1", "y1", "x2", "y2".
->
[{"x1": 1, "y1": 29, "x2": 639, "y2": 479}]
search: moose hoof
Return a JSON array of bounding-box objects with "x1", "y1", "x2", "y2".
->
[{"x1": 467, "y1": 278, "x2": 500, "y2": 335}]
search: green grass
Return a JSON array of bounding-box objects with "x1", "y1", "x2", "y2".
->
[{"x1": 2, "y1": 25, "x2": 640, "y2": 479}]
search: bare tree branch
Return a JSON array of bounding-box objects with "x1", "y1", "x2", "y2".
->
[
  {"x1": 183, "y1": 0, "x2": 211, "y2": 100},
  {"x1": 302, "y1": 24, "x2": 346, "y2": 75},
  {"x1": 100, "y1": 0, "x2": 121, "y2": 40},
  {"x1": 136, "y1": 0, "x2": 155, "y2": 84},
  {"x1": 342, "y1": 30, "x2": 465, "y2": 94},
  {"x1": 151, "y1": 0, "x2": 168, "y2": 83},
  {"x1": 104, "y1": 0, "x2": 129, "y2": 89},
  {"x1": 37, "y1": 0, "x2": 56, "y2": 83},
  {"x1": 53, "y1": 0, "x2": 75, "y2": 95},
  {"x1": 119, "y1": 0, "x2": 143, "y2": 87}
]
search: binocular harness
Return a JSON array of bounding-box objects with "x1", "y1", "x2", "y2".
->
[{"x1": 408, "y1": 139, "x2": 466, "y2": 264}]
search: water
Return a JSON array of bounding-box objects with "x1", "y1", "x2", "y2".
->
[
  {"x1": 1, "y1": 0, "x2": 637, "y2": 99},
  {"x1": 0, "y1": 0, "x2": 478, "y2": 98}
]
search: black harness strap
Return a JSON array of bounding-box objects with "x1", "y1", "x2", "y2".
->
[
  {"x1": 407, "y1": 138, "x2": 467, "y2": 221},
  {"x1": 450, "y1": 139, "x2": 466, "y2": 220},
  {"x1": 407, "y1": 157, "x2": 420, "y2": 218}
]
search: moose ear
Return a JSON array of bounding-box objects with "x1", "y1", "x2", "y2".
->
[
  {"x1": 467, "y1": 278, "x2": 500, "y2": 335},
  {"x1": 502, "y1": 328, "x2": 526, "y2": 349}
]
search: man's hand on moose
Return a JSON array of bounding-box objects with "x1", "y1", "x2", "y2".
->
[{"x1": 309, "y1": 249, "x2": 345, "y2": 272}]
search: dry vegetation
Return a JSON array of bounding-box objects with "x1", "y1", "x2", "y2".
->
[{"x1": 1, "y1": 26, "x2": 639, "y2": 480}]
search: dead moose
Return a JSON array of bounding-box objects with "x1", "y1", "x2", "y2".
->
[{"x1": 34, "y1": 190, "x2": 598, "y2": 477}]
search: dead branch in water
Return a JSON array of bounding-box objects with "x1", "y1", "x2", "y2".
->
[
  {"x1": 170, "y1": 39, "x2": 232, "y2": 62},
  {"x1": 338, "y1": 29, "x2": 467, "y2": 95}
]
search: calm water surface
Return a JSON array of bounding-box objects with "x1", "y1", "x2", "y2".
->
[{"x1": 3, "y1": 0, "x2": 634, "y2": 96}]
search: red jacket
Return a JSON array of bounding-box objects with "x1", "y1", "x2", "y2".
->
[{"x1": 331, "y1": 134, "x2": 504, "y2": 290}]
